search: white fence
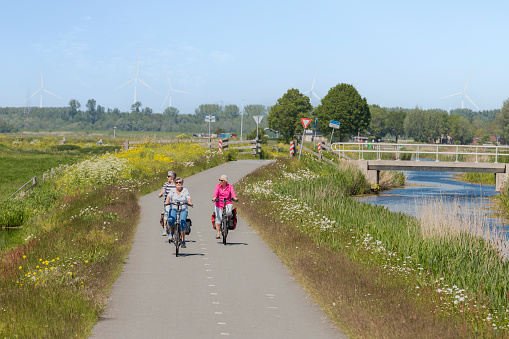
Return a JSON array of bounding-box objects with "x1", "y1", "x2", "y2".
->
[{"x1": 330, "y1": 142, "x2": 509, "y2": 163}]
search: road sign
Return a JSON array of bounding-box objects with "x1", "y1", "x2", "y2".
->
[
  {"x1": 329, "y1": 120, "x2": 340, "y2": 129},
  {"x1": 205, "y1": 115, "x2": 216, "y2": 122},
  {"x1": 301, "y1": 118, "x2": 312, "y2": 129},
  {"x1": 253, "y1": 115, "x2": 264, "y2": 124}
]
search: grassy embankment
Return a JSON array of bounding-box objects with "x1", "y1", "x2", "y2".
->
[
  {"x1": 237, "y1": 155, "x2": 509, "y2": 338},
  {"x1": 0, "y1": 139, "x2": 230, "y2": 338}
]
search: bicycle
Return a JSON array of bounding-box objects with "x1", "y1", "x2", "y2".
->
[
  {"x1": 214, "y1": 198, "x2": 236, "y2": 245},
  {"x1": 166, "y1": 201, "x2": 192, "y2": 257}
]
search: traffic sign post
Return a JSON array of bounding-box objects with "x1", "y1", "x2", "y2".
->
[
  {"x1": 205, "y1": 115, "x2": 216, "y2": 146},
  {"x1": 328, "y1": 120, "x2": 340, "y2": 146},
  {"x1": 299, "y1": 118, "x2": 312, "y2": 160},
  {"x1": 313, "y1": 118, "x2": 318, "y2": 149},
  {"x1": 253, "y1": 115, "x2": 264, "y2": 140}
]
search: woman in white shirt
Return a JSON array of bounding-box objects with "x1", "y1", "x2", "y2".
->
[{"x1": 165, "y1": 177, "x2": 193, "y2": 248}]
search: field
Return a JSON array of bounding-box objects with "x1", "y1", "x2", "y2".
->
[{"x1": 0, "y1": 137, "x2": 231, "y2": 337}]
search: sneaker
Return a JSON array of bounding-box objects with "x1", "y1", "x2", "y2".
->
[
  {"x1": 162, "y1": 230, "x2": 167, "y2": 236},
  {"x1": 181, "y1": 242, "x2": 186, "y2": 248},
  {"x1": 169, "y1": 233, "x2": 174, "y2": 241}
]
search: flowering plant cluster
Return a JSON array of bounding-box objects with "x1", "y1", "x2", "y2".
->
[{"x1": 239, "y1": 157, "x2": 509, "y2": 334}]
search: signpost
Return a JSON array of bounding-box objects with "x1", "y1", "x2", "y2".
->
[
  {"x1": 253, "y1": 115, "x2": 264, "y2": 140},
  {"x1": 299, "y1": 118, "x2": 312, "y2": 160},
  {"x1": 205, "y1": 115, "x2": 216, "y2": 146},
  {"x1": 329, "y1": 120, "x2": 340, "y2": 145},
  {"x1": 313, "y1": 118, "x2": 318, "y2": 149}
]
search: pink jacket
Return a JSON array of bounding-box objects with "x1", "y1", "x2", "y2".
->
[{"x1": 213, "y1": 183, "x2": 236, "y2": 208}]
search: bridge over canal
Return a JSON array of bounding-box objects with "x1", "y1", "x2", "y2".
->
[{"x1": 330, "y1": 143, "x2": 509, "y2": 192}]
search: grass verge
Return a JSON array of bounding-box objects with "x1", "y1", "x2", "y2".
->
[{"x1": 236, "y1": 156, "x2": 509, "y2": 338}]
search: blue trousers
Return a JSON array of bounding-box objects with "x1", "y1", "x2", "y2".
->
[{"x1": 168, "y1": 209, "x2": 188, "y2": 231}]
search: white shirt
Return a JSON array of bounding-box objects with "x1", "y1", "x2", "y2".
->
[{"x1": 167, "y1": 188, "x2": 191, "y2": 211}]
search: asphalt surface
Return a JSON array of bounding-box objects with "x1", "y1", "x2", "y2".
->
[{"x1": 91, "y1": 160, "x2": 346, "y2": 338}]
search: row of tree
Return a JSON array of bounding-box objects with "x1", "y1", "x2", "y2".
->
[
  {"x1": 0, "y1": 92, "x2": 507, "y2": 145},
  {"x1": 0, "y1": 101, "x2": 268, "y2": 136},
  {"x1": 266, "y1": 84, "x2": 506, "y2": 145}
]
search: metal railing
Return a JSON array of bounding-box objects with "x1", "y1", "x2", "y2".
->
[
  {"x1": 4, "y1": 176, "x2": 37, "y2": 202},
  {"x1": 330, "y1": 142, "x2": 509, "y2": 163}
]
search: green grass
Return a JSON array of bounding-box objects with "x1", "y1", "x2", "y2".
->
[
  {"x1": 0, "y1": 140, "x2": 228, "y2": 337},
  {"x1": 236, "y1": 156, "x2": 509, "y2": 337}
]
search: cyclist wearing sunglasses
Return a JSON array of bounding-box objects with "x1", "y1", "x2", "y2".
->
[
  {"x1": 212, "y1": 174, "x2": 238, "y2": 239},
  {"x1": 158, "y1": 171, "x2": 176, "y2": 236},
  {"x1": 165, "y1": 177, "x2": 193, "y2": 248}
]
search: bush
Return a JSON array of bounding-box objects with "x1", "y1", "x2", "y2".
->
[
  {"x1": 51, "y1": 144, "x2": 82, "y2": 151},
  {"x1": 0, "y1": 200, "x2": 29, "y2": 227}
]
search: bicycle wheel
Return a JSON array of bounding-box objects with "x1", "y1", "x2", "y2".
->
[
  {"x1": 222, "y1": 219, "x2": 227, "y2": 245},
  {"x1": 175, "y1": 216, "x2": 181, "y2": 256}
]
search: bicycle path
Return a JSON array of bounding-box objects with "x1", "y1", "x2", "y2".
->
[{"x1": 91, "y1": 160, "x2": 345, "y2": 338}]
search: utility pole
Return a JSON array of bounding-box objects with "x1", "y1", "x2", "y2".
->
[{"x1": 240, "y1": 99, "x2": 244, "y2": 141}]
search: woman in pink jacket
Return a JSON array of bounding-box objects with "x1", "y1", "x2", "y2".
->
[{"x1": 212, "y1": 174, "x2": 238, "y2": 239}]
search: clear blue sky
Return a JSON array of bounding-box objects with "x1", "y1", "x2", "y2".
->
[{"x1": 2, "y1": 0, "x2": 508, "y2": 114}]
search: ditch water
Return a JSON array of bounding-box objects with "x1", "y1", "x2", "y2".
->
[{"x1": 355, "y1": 162, "x2": 509, "y2": 236}]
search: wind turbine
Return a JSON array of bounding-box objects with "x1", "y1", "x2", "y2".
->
[
  {"x1": 304, "y1": 72, "x2": 321, "y2": 106},
  {"x1": 442, "y1": 71, "x2": 480, "y2": 111},
  {"x1": 29, "y1": 71, "x2": 62, "y2": 108},
  {"x1": 161, "y1": 74, "x2": 191, "y2": 110},
  {"x1": 117, "y1": 52, "x2": 159, "y2": 104}
]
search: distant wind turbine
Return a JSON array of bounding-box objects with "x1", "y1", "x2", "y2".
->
[
  {"x1": 304, "y1": 72, "x2": 321, "y2": 105},
  {"x1": 117, "y1": 52, "x2": 159, "y2": 104},
  {"x1": 442, "y1": 71, "x2": 480, "y2": 111},
  {"x1": 161, "y1": 74, "x2": 191, "y2": 109},
  {"x1": 29, "y1": 71, "x2": 62, "y2": 108}
]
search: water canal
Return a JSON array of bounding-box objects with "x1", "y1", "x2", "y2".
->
[{"x1": 355, "y1": 165, "x2": 509, "y2": 239}]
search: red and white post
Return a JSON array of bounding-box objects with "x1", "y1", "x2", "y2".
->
[
  {"x1": 218, "y1": 139, "x2": 223, "y2": 153},
  {"x1": 289, "y1": 141, "x2": 295, "y2": 157}
]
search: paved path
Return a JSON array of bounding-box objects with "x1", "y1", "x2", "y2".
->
[{"x1": 91, "y1": 160, "x2": 345, "y2": 338}]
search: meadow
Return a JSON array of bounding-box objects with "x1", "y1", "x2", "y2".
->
[
  {"x1": 0, "y1": 137, "x2": 231, "y2": 337},
  {"x1": 236, "y1": 156, "x2": 509, "y2": 338}
]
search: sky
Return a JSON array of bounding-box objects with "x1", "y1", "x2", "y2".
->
[{"x1": 1, "y1": 0, "x2": 508, "y2": 115}]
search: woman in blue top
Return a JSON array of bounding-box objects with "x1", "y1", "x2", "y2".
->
[{"x1": 165, "y1": 177, "x2": 193, "y2": 248}]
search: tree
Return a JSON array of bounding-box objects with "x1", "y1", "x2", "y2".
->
[
  {"x1": 386, "y1": 110, "x2": 406, "y2": 142},
  {"x1": 404, "y1": 108, "x2": 446, "y2": 143},
  {"x1": 68, "y1": 99, "x2": 81, "y2": 121},
  {"x1": 131, "y1": 101, "x2": 142, "y2": 113},
  {"x1": 267, "y1": 89, "x2": 312, "y2": 143},
  {"x1": 368, "y1": 105, "x2": 386, "y2": 140},
  {"x1": 81, "y1": 99, "x2": 98, "y2": 124},
  {"x1": 448, "y1": 114, "x2": 474, "y2": 144},
  {"x1": 246, "y1": 127, "x2": 268, "y2": 144},
  {"x1": 314, "y1": 83, "x2": 370, "y2": 142},
  {"x1": 214, "y1": 127, "x2": 226, "y2": 135}
]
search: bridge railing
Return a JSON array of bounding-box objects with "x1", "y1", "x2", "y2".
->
[{"x1": 330, "y1": 142, "x2": 509, "y2": 163}]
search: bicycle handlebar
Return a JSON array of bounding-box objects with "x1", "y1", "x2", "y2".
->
[
  {"x1": 212, "y1": 198, "x2": 238, "y2": 203},
  {"x1": 165, "y1": 201, "x2": 193, "y2": 207}
]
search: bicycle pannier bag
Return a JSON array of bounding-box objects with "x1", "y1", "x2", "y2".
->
[{"x1": 185, "y1": 219, "x2": 192, "y2": 235}]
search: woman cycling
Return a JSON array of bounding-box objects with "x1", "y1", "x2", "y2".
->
[
  {"x1": 212, "y1": 174, "x2": 237, "y2": 239},
  {"x1": 158, "y1": 171, "x2": 176, "y2": 236},
  {"x1": 165, "y1": 177, "x2": 193, "y2": 248}
]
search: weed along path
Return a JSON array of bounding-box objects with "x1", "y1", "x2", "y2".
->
[{"x1": 91, "y1": 160, "x2": 343, "y2": 339}]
